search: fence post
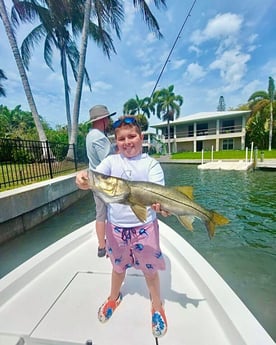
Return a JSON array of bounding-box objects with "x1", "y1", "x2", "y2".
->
[
  {"x1": 45, "y1": 140, "x2": 53, "y2": 179},
  {"x1": 73, "y1": 144, "x2": 78, "y2": 171}
]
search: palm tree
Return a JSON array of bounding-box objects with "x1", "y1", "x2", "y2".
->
[
  {"x1": 69, "y1": 0, "x2": 167, "y2": 157},
  {"x1": 136, "y1": 114, "x2": 149, "y2": 132},
  {"x1": 0, "y1": 69, "x2": 7, "y2": 97},
  {"x1": 268, "y1": 76, "x2": 275, "y2": 151},
  {"x1": 0, "y1": 0, "x2": 47, "y2": 143},
  {"x1": 152, "y1": 85, "x2": 183, "y2": 155},
  {"x1": 123, "y1": 95, "x2": 154, "y2": 118},
  {"x1": 248, "y1": 76, "x2": 276, "y2": 151},
  {"x1": 11, "y1": 0, "x2": 92, "y2": 141}
]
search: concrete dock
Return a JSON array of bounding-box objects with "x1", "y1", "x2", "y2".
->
[{"x1": 157, "y1": 156, "x2": 276, "y2": 171}]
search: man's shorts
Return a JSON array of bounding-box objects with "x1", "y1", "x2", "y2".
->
[
  {"x1": 93, "y1": 193, "x2": 106, "y2": 221},
  {"x1": 106, "y1": 219, "x2": 166, "y2": 275}
]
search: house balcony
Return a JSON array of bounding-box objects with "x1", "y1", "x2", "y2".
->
[{"x1": 163, "y1": 125, "x2": 243, "y2": 143}]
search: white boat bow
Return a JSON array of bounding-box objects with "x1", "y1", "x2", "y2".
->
[{"x1": 0, "y1": 221, "x2": 274, "y2": 345}]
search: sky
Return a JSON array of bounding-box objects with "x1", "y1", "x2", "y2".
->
[{"x1": 1, "y1": 0, "x2": 276, "y2": 129}]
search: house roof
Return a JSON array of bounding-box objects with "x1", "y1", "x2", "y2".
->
[{"x1": 150, "y1": 110, "x2": 251, "y2": 128}]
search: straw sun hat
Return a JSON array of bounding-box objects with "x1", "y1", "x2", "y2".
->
[{"x1": 89, "y1": 105, "x2": 116, "y2": 123}]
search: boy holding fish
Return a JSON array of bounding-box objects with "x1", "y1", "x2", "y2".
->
[{"x1": 76, "y1": 115, "x2": 168, "y2": 338}]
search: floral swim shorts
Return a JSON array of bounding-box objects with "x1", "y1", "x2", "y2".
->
[{"x1": 106, "y1": 219, "x2": 166, "y2": 275}]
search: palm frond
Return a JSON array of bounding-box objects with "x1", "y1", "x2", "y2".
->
[{"x1": 21, "y1": 24, "x2": 47, "y2": 69}]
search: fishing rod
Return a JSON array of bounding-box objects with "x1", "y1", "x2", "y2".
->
[{"x1": 150, "y1": 0, "x2": 197, "y2": 97}]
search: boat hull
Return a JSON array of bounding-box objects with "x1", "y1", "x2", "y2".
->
[{"x1": 0, "y1": 221, "x2": 274, "y2": 345}]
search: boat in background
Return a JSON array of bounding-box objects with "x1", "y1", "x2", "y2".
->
[{"x1": 0, "y1": 220, "x2": 274, "y2": 345}]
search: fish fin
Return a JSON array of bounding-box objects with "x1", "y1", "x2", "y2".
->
[
  {"x1": 177, "y1": 216, "x2": 195, "y2": 231},
  {"x1": 206, "y1": 211, "x2": 229, "y2": 239},
  {"x1": 131, "y1": 205, "x2": 147, "y2": 222},
  {"x1": 173, "y1": 186, "x2": 194, "y2": 199}
]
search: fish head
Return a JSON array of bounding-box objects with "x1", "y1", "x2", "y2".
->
[{"x1": 88, "y1": 170, "x2": 130, "y2": 203}]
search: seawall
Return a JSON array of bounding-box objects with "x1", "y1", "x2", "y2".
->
[{"x1": 0, "y1": 173, "x2": 89, "y2": 245}]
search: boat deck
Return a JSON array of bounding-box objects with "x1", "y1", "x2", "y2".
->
[{"x1": 0, "y1": 221, "x2": 274, "y2": 345}]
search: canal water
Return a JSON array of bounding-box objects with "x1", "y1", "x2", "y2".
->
[{"x1": 0, "y1": 164, "x2": 275, "y2": 341}]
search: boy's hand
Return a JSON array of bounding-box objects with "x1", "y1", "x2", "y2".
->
[
  {"x1": 76, "y1": 170, "x2": 90, "y2": 190},
  {"x1": 151, "y1": 203, "x2": 170, "y2": 217}
]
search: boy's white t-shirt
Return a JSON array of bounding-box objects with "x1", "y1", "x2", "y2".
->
[{"x1": 96, "y1": 153, "x2": 164, "y2": 227}]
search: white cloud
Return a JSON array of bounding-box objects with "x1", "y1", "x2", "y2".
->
[
  {"x1": 92, "y1": 81, "x2": 113, "y2": 93},
  {"x1": 261, "y1": 59, "x2": 276, "y2": 78},
  {"x1": 184, "y1": 63, "x2": 206, "y2": 82},
  {"x1": 209, "y1": 49, "x2": 251, "y2": 87},
  {"x1": 170, "y1": 59, "x2": 186, "y2": 70},
  {"x1": 188, "y1": 45, "x2": 202, "y2": 56},
  {"x1": 191, "y1": 13, "x2": 243, "y2": 45}
]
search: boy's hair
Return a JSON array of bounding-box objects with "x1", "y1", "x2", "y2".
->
[{"x1": 113, "y1": 115, "x2": 142, "y2": 136}]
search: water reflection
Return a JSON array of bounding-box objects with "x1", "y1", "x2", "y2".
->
[{"x1": 161, "y1": 164, "x2": 276, "y2": 341}]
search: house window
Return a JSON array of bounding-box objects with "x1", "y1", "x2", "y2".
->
[
  {"x1": 197, "y1": 123, "x2": 208, "y2": 136},
  {"x1": 222, "y1": 138, "x2": 233, "y2": 150},
  {"x1": 165, "y1": 126, "x2": 174, "y2": 139},
  {"x1": 222, "y1": 119, "x2": 234, "y2": 133},
  {"x1": 188, "y1": 125, "x2": 193, "y2": 137}
]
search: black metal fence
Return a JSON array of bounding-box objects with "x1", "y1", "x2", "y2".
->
[{"x1": 0, "y1": 138, "x2": 87, "y2": 190}]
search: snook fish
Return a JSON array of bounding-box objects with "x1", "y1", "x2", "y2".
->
[{"x1": 88, "y1": 170, "x2": 229, "y2": 238}]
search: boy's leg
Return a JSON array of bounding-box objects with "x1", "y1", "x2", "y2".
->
[
  {"x1": 144, "y1": 272, "x2": 162, "y2": 311},
  {"x1": 145, "y1": 272, "x2": 167, "y2": 337},
  {"x1": 98, "y1": 269, "x2": 125, "y2": 322},
  {"x1": 110, "y1": 269, "x2": 126, "y2": 300}
]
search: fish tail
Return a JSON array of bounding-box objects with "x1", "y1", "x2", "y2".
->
[{"x1": 206, "y1": 211, "x2": 229, "y2": 239}]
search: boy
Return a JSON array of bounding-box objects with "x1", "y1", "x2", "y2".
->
[{"x1": 76, "y1": 115, "x2": 168, "y2": 337}]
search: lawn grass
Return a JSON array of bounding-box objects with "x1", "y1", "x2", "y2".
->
[
  {"x1": 0, "y1": 161, "x2": 87, "y2": 192},
  {"x1": 171, "y1": 149, "x2": 276, "y2": 160}
]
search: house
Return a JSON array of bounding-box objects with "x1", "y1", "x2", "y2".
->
[{"x1": 150, "y1": 110, "x2": 251, "y2": 153}]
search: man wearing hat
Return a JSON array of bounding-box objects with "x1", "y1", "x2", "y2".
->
[{"x1": 86, "y1": 105, "x2": 116, "y2": 257}]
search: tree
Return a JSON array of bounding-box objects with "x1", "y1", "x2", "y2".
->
[
  {"x1": 0, "y1": 69, "x2": 7, "y2": 97},
  {"x1": 66, "y1": 0, "x2": 123, "y2": 159},
  {"x1": 136, "y1": 114, "x2": 149, "y2": 132},
  {"x1": 268, "y1": 76, "x2": 275, "y2": 151},
  {"x1": 246, "y1": 110, "x2": 267, "y2": 149},
  {"x1": 248, "y1": 76, "x2": 276, "y2": 151},
  {"x1": 217, "y1": 96, "x2": 226, "y2": 111},
  {"x1": 69, "y1": 0, "x2": 167, "y2": 158},
  {"x1": 11, "y1": 0, "x2": 92, "y2": 141},
  {"x1": 152, "y1": 85, "x2": 183, "y2": 155},
  {"x1": 123, "y1": 95, "x2": 154, "y2": 118},
  {"x1": 0, "y1": 104, "x2": 49, "y2": 139},
  {"x1": 0, "y1": 0, "x2": 48, "y2": 143}
]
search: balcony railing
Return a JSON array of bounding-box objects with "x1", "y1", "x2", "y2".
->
[{"x1": 161, "y1": 124, "x2": 243, "y2": 139}]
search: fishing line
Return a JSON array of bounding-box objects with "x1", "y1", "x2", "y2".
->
[{"x1": 150, "y1": 0, "x2": 197, "y2": 97}]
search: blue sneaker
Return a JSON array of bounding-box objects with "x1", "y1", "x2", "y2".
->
[{"x1": 152, "y1": 306, "x2": 167, "y2": 337}]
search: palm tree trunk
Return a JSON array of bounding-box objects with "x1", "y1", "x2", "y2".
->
[
  {"x1": 67, "y1": 0, "x2": 91, "y2": 160},
  {"x1": 0, "y1": 0, "x2": 47, "y2": 145},
  {"x1": 60, "y1": 47, "x2": 72, "y2": 141},
  {"x1": 167, "y1": 118, "x2": 171, "y2": 155},
  {"x1": 268, "y1": 102, "x2": 273, "y2": 151}
]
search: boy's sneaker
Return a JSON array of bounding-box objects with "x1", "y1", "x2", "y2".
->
[
  {"x1": 98, "y1": 292, "x2": 122, "y2": 323},
  {"x1": 152, "y1": 305, "x2": 167, "y2": 337}
]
